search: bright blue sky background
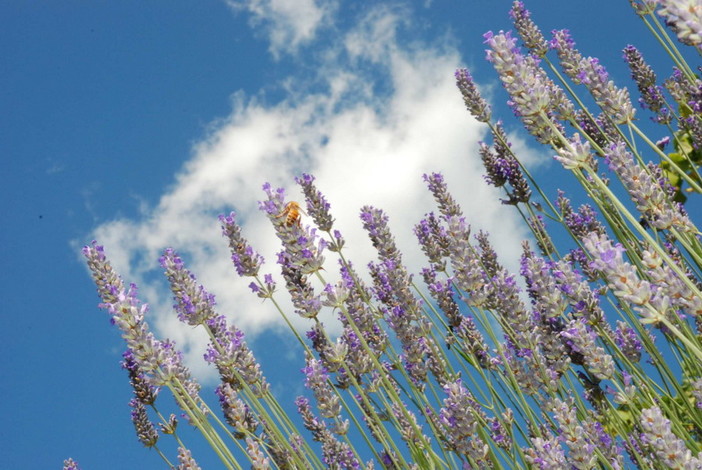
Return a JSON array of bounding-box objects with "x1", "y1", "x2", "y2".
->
[{"x1": 1, "y1": 1, "x2": 679, "y2": 468}]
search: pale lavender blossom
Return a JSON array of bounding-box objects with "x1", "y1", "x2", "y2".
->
[
  {"x1": 553, "y1": 133, "x2": 594, "y2": 170},
  {"x1": 216, "y1": 383, "x2": 258, "y2": 438},
  {"x1": 524, "y1": 431, "x2": 568, "y2": 469},
  {"x1": 260, "y1": 183, "x2": 326, "y2": 275},
  {"x1": 83, "y1": 243, "x2": 201, "y2": 398},
  {"x1": 438, "y1": 379, "x2": 490, "y2": 464},
  {"x1": 657, "y1": 0, "x2": 702, "y2": 50},
  {"x1": 443, "y1": 215, "x2": 491, "y2": 308},
  {"x1": 176, "y1": 447, "x2": 201, "y2": 470},
  {"x1": 561, "y1": 318, "x2": 614, "y2": 381},
  {"x1": 391, "y1": 402, "x2": 430, "y2": 451},
  {"x1": 582, "y1": 232, "x2": 653, "y2": 306},
  {"x1": 550, "y1": 398, "x2": 597, "y2": 469},
  {"x1": 302, "y1": 356, "x2": 343, "y2": 422},
  {"x1": 485, "y1": 30, "x2": 572, "y2": 144},
  {"x1": 640, "y1": 406, "x2": 702, "y2": 468},
  {"x1": 423, "y1": 172, "x2": 463, "y2": 219},
  {"x1": 414, "y1": 212, "x2": 450, "y2": 271},
  {"x1": 605, "y1": 141, "x2": 695, "y2": 231},
  {"x1": 246, "y1": 437, "x2": 271, "y2": 470}
]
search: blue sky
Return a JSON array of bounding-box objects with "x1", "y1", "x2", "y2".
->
[{"x1": 1, "y1": 1, "x2": 675, "y2": 468}]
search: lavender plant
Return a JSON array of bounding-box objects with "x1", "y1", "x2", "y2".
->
[{"x1": 72, "y1": 2, "x2": 702, "y2": 468}]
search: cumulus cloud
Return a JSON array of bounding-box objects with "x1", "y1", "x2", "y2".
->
[
  {"x1": 225, "y1": 0, "x2": 337, "y2": 57},
  {"x1": 87, "y1": 3, "x2": 537, "y2": 380}
]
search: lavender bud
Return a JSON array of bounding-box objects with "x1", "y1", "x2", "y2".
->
[
  {"x1": 455, "y1": 68, "x2": 492, "y2": 122},
  {"x1": 129, "y1": 398, "x2": 159, "y2": 448}
]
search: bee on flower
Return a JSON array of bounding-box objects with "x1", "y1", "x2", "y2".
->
[{"x1": 276, "y1": 201, "x2": 306, "y2": 227}]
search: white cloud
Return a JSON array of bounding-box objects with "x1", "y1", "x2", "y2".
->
[
  {"x1": 225, "y1": 0, "x2": 337, "y2": 57},
  {"x1": 86, "y1": 3, "x2": 535, "y2": 380}
]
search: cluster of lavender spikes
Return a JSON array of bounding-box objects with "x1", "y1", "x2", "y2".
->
[{"x1": 71, "y1": 1, "x2": 702, "y2": 469}]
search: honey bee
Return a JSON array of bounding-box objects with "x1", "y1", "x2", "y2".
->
[{"x1": 276, "y1": 201, "x2": 306, "y2": 227}]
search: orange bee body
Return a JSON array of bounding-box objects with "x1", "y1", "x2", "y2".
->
[{"x1": 276, "y1": 201, "x2": 305, "y2": 227}]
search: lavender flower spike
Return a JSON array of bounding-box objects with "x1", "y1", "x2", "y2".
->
[
  {"x1": 485, "y1": 30, "x2": 571, "y2": 144},
  {"x1": 455, "y1": 68, "x2": 491, "y2": 123},
  {"x1": 605, "y1": 141, "x2": 695, "y2": 232},
  {"x1": 219, "y1": 211, "x2": 264, "y2": 277},
  {"x1": 550, "y1": 29, "x2": 635, "y2": 124},
  {"x1": 582, "y1": 232, "x2": 653, "y2": 306},
  {"x1": 296, "y1": 173, "x2": 335, "y2": 232},
  {"x1": 160, "y1": 248, "x2": 217, "y2": 326},
  {"x1": 553, "y1": 133, "x2": 593, "y2": 170},
  {"x1": 640, "y1": 406, "x2": 702, "y2": 468},
  {"x1": 657, "y1": 0, "x2": 702, "y2": 51},
  {"x1": 509, "y1": 1, "x2": 549, "y2": 56},
  {"x1": 176, "y1": 447, "x2": 202, "y2": 470}
]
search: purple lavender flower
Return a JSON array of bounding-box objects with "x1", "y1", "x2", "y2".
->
[
  {"x1": 261, "y1": 183, "x2": 326, "y2": 275},
  {"x1": 302, "y1": 356, "x2": 343, "y2": 421},
  {"x1": 524, "y1": 431, "x2": 568, "y2": 469},
  {"x1": 414, "y1": 213, "x2": 450, "y2": 271},
  {"x1": 160, "y1": 248, "x2": 216, "y2": 326},
  {"x1": 82, "y1": 240, "x2": 124, "y2": 305},
  {"x1": 129, "y1": 397, "x2": 159, "y2": 448},
  {"x1": 614, "y1": 320, "x2": 643, "y2": 362},
  {"x1": 83, "y1": 243, "x2": 201, "y2": 399},
  {"x1": 623, "y1": 45, "x2": 671, "y2": 123},
  {"x1": 487, "y1": 409, "x2": 513, "y2": 451},
  {"x1": 216, "y1": 382, "x2": 258, "y2": 438},
  {"x1": 509, "y1": 1, "x2": 549, "y2": 56},
  {"x1": 205, "y1": 315, "x2": 269, "y2": 396},
  {"x1": 485, "y1": 30, "x2": 572, "y2": 144},
  {"x1": 550, "y1": 29, "x2": 635, "y2": 124},
  {"x1": 219, "y1": 211, "x2": 264, "y2": 277},
  {"x1": 423, "y1": 173, "x2": 463, "y2": 219},
  {"x1": 295, "y1": 397, "x2": 360, "y2": 469},
  {"x1": 296, "y1": 173, "x2": 335, "y2": 232},
  {"x1": 279, "y1": 251, "x2": 323, "y2": 319},
  {"x1": 122, "y1": 349, "x2": 159, "y2": 405},
  {"x1": 438, "y1": 379, "x2": 490, "y2": 463},
  {"x1": 455, "y1": 68, "x2": 492, "y2": 122},
  {"x1": 556, "y1": 191, "x2": 606, "y2": 241},
  {"x1": 422, "y1": 267, "x2": 461, "y2": 330}
]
